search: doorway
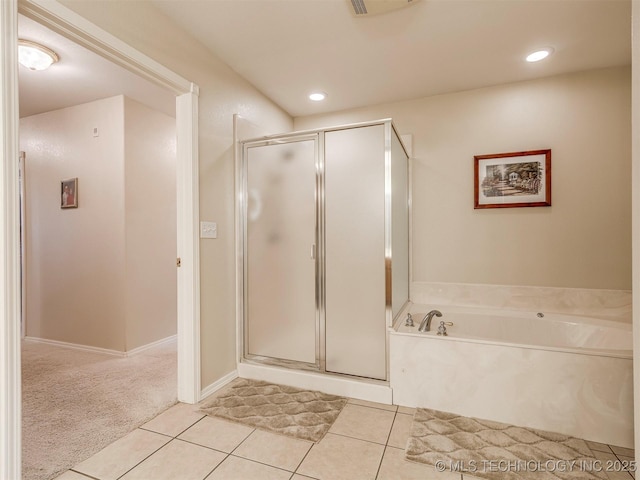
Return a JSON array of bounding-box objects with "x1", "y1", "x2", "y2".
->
[{"x1": 1, "y1": 0, "x2": 201, "y2": 477}]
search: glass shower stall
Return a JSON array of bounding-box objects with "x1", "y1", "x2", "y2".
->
[{"x1": 239, "y1": 119, "x2": 409, "y2": 381}]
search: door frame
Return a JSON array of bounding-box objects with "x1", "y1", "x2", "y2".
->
[
  {"x1": 18, "y1": 150, "x2": 25, "y2": 339},
  {"x1": 1, "y1": 1, "x2": 201, "y2": 477}
]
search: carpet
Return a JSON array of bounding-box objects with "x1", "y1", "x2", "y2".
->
[
  {"x1": 22, "y1": 339, "x2": 177, "y2": 480},
  {"x1": 200, "y1": 378, "x2": 347, "y2": 442},
  {"x1": 406, "y1": 408, "x2": 608, "y2": 480}
]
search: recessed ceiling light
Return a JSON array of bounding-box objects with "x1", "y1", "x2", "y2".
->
[
  {"x1": 526, "y1": 48, "x2": 554, "y2": 63},
  {"x1": 18, "y1": 39, "x2": 59, "y2": 71},
  {"x1": 309, "y1": 92, "x2": 327, "y2": 101}
]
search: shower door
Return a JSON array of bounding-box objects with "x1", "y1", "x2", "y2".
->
[{"x1": 243, "y1": 135, "x2": 319, "y2": 366}]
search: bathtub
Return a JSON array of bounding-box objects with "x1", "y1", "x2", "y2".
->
[{"x1": 389, "y1": 304, "x2": 634, "y2": 448}]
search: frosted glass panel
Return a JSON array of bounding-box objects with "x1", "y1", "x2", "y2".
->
[
  {"x1": 391, "y1": 131, "x2": 409, "y2": 318},
  {"x1": 246, "y1": 139, "x2": 317, "y2": 364},
  {"x1": 324, "y1": 125, "x2": 386, "y2": 380}
]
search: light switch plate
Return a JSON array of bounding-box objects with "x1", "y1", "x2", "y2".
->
[{"x1": 200, "y1": 221, "x2": 217, "y2": 239}]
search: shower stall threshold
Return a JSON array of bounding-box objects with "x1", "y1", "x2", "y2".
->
[{"x1": 237, "y1": 362, "x2": 393, "y2": 405}]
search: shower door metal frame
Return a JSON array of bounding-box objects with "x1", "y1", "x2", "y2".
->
[
  {"x1": 241, "y1": 133, "x2": 323, "y2": 372},
  {"x1": 238, "y1": 119, "x2": 410, "y2": 380}
]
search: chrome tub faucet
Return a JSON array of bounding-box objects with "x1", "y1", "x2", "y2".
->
[{"x1": 418, "y1": 309, "x2": 442, "y2": 332}]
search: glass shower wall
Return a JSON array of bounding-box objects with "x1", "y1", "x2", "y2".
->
[
  {"x1": 324, "y1": 124, "x2": 387, "y2": 379},
  {"x1": 240, "y1": 120, "x2": 409, "y2": 381},
  {"x1": 391, "y1": 129, "x2": 410, "y2": 318},
  {"x1": 244, "y1": 136, "x2": 319, "y2": 365}
]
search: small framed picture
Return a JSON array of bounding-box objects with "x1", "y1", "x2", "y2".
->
[
  {"x1": 474, "y1": 149, "x2": 551, "y2": 209},
  {"x1": 61, "y1": 178, "x2": 78, "y2": 209}
]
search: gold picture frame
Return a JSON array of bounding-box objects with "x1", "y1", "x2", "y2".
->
[
  {"x1": 474, "y1": 149, "x2": 551, "y2": 209},
  {"x1": 61, "y1": 177, "x2": 78, "y2": 209}
]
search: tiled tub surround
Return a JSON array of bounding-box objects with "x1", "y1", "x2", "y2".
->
[
  {"x1": 410, "y1": 282, "x2": 632, "y2": 320},
  {"x1": 390, "y1": 300, "x2": 633, "y2": 448}
]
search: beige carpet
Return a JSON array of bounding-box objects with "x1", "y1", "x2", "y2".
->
[
  {"x1": 200, "y1": 378, "x2": 347, "y2": 442},
  {"x1": 22, "y1": 339, "x2": 177, "y2": 480},
  {"x1": 406, "y1": 408, "x2": 607, "y2": 480}
]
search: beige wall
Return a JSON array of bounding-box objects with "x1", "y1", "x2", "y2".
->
[
  {"x1": 20, "y1": 95, "x2": 178, "y2": 352},
  {"x1": 295, "y1": 67, "x2": 632, "y2": 290},
  {"x1": 124, "y1": 97, "x2": 177, "y2": 350},
  {"x1": 21, "y1": 96, "x2": 127, "y2": 350},
  {"x1": 59, "y1": 1, "x2": 294, "y2": 385}
]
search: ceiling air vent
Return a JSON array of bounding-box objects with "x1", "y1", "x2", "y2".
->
[{"x1": 348, "y1": 0, "x2": 419, "y2": 17}]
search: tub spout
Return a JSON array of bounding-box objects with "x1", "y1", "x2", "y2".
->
[{"x1": 418, "y1": 310, "x2": 442, "y2": 332}]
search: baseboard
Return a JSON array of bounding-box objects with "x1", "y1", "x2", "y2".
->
[
  {"x1": 127, "y1": 335, "x2": 177, "y2": 356},
  {"x1": 237, "y1": 362, "x2": 393, "y2": 404},
  {"x1": 24, "y1": 336, "x2": 126, "y2": 357},
  {"x1": 24, "y1": 334, "x2": 177, "y2": 358},
  {"x1": 200, "y1": 370, "x2": 239, "y2": 401}
]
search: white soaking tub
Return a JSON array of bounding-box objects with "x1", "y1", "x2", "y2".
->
[{"x1": 389, "y1": 305, "x2": 633, "y2": 448}]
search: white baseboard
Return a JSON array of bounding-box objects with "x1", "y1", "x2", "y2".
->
[
  {"x1": 24, "y1": 336, "x2": 126, "y2": 357},
  {"x1": 237, "y1": 362, "x2": 393, "y2": 404},
  {"x1": 127, "y1": 335, "x2": 177, "y2": 356},
  {"x1": 24, "y1": 335, "x2": 177, "y2": 358},
  {"x1": 200, "y1": 370, "x2": 239, "y2": 401}
]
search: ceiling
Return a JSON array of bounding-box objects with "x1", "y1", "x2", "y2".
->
[
  {"x1": 18, "y1": 14, "x2": 175, "y2": 118},
  {"x1": 19, "y1": 0, "x2": 631, "y2": 120}
]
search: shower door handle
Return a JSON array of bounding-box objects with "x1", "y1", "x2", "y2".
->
[{"x1": 311, "y1": 244, "x2": 316, "y2": 260}]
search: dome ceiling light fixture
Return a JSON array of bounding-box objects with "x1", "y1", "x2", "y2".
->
[
  {"x1": 18, "y1": 39, "x2": 59, "y2": 71},
  {"x1": 526, "y1": 47, "x2": 554, "y2": 63},
  {"x1": 309, "y1": 92, "x2": 327, "y2": 101}
]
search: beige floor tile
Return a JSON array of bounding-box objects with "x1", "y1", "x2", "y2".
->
[
  {"x1": 233, "y1": 429, "x2": 312, "y2": 471},
  {"x1": 377, "y1": 446, "x2": 461, "y2": 480},
  {"x1": 141, "y1": 402, "x2": 205, "y2": 437},
  {"x1": 388, "y1": 413, "x2": 413, "y2": 449},
  {"x1": 617, "y1": 455, "x2": 637, "y2": 475},
  {"x1": 604, "y1": 469, "x2": 635, "y2": 480},
  {"x1": 348, "y1": 398, "x2": 397, "y2": 412},
  {"x1": 291, "y1": 475, "x2": 319, "y2": 480},
  {"x1": 205, "y1": 455, "x2": 291, "y2": 480},
  {"x1": 74, "y1": 429, "x2": 171, "y2": 480},
  {"x1": 617, "y1": 455, "x2": 636, "y2": 464},
  {"x1": 611, "y1": 446, "x2": 636, "y2": 458},
  {"x1": 178, "y1": 416, "x2": 254, "y2": 453},
  {"x1": 397, "y1": 406, "x2": 416, "y2": 415},
  {"x1": 297, "y1": 432, "x2": 384, "y2": 480},
  {"x1": 328, "y1": 404, "x2": 395, "y2": 444},
  {"x1": 595, "y1": 451, "x2": 621, "y2": 463},
  {"x1": 593, "y1": 451, "x2": 635, "y2": 480},
  {"x1": 587, "y1": 441, "x2": 614, "y2": 454},
  {"x1": 53, "y1": 471, "x2": 94, "y2": 480},
  {"x1": 120, "y1": 439, "x2": 226, "y2": 480}
]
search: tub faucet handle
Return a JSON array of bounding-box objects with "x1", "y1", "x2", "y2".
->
[
  {"x1": 437, "y1": 320, "x2": 452, "y2": 336},
  {"x1": 405, "y1": 313, "x2": 414, "y2": 327}
]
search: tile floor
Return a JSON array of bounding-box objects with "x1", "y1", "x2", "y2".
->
[{"x1": 54, "y1": 397, "x2": 636, "y2": 480}]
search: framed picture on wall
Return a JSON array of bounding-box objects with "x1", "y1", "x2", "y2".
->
[
  {"x1": 474, "y1": 149, "x2": 551, "y2": 209},
  {"x1": 61, "y1": 177, "x2": 78, "y2": 209}
]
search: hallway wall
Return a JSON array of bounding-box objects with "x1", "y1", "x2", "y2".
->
[
  {"x1": 21, "y1": 96, "x2": 126, "y2": 350},
  {"x1": 20, "y1": 95, "x2": 177, "y2": 352},
  {"x1": 124, "y1": 97, "x2": 177, "y2": 351}
]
